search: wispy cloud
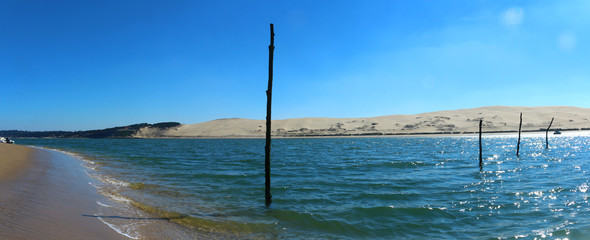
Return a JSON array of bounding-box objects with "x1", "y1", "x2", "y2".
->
[
  {"x1": 500, "y1": 7, "x2": 524, "y2": 27},
  {"x1": 558, "y1": 31, "x2": 577, "y2": 51}
]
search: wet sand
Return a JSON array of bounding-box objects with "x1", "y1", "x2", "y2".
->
[{"x1": 0, "y1": 144, "x2": 128, "y2": 239}]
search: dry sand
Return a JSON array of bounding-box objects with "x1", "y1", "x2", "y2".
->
[
  {"x1": 0, "y1": 144, "x2": 33, "y2": 181},
  {"x1": 0, "y1": 144, "x2": 128, "y2": 239},
  {"x1": 134, "y1": 106, "x2": 590, "y2": 138}
]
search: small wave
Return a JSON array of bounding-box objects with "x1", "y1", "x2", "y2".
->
[
  {"x1": 97, "y1": 217, "x2": 141, "y2": 240},
  {"x1": 32, "y1": 146, "x2": 91, "y2": 162},
  {"x1": 87, "y1": 181, "x2": 99, "y2": 189},
  {"x1": 104, "y1": 192, "x2": 133, "y2": 204},
  {"x1": 94, "y1": 175, "x2": 130, "y2": 187},
  {"x1": 97, "y1": 201, "x2": 111, "y2": 207}
]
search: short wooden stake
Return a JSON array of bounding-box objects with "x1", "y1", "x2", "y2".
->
[
  {"x1": 545, "y1": 117, "x2": 554, "y2": 149},
  {"x1": 479, "y1": 119, "x2": 483, "y2": 169},
  {"x1": 517, "y1": 113, "x2": 522, "y2": 156}
]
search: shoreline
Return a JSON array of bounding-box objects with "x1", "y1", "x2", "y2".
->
[
  {"x1": 0, "y1": 144, "x2": 129, "y2": 239},
  {"x1": 11, "y1": 129, "x2": 588, "y2": 140},
  {"x1": 130, "y1": 129, "x2": 590, "y2": 139}
]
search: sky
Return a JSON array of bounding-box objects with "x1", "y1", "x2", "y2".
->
[{"x1": 2, "y1": 0, "x2": 590, "y2": 131}]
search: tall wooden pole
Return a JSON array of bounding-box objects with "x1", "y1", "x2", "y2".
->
[
  {"x1": 479, "y1": 119, "x2": 483, "y2": 169},
  {"x1": 264, "y1": 24, "x2": 274, "y2": 208},
  {"x1": 546, "y1": 117, "x2": 554, "y2": 149},
  {"x1": 517, "y1": 113, "x2": 522, "y2": 156}
]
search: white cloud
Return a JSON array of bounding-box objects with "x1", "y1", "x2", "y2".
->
[
  {"x1": 558, "y1": 32, "x2": 577, "y2": 51},
  {"x1": 500, "y1": 7, "x2": 524, "y2": 27}
]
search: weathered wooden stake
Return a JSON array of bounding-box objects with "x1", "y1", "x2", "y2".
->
[
  {"x1": 479, "y1": 119, "x2": 483, "y2": 169},
  {"x1": 545, "y1": 117, "x2": 554, "y2": 149},
  {"x1": 264, "y1": 24, "x2": 274, "y2": 208},
  {"x1": 516, "y1": 113, "x2": 522, "y2": 156}
]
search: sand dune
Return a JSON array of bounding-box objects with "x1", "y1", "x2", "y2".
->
[{"x1": 134, "y1": 106, "x2": 590, "y2": 138}]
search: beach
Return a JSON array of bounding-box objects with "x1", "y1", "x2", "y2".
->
[
  {"x1": 0, "y1": 144, "x2": 128, "y2": 239},
  {"x1": 14, "y1": 135, "x2": 590, "y2": 239}
]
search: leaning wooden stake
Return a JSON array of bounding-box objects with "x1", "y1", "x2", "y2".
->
[
  {"x1": 264, "y1": 24, "x2": 275, "y2": 208},
  {"x1": 545, "y1": 117, "x2": 554, "y2": 149},
  {"x1": 516, "y1": 113, "x2": 522, "y2": 156},
  {"x1": 479, "y1": 119, "x2": 483, "y2": 169}
]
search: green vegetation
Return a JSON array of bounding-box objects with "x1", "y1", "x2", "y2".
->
[{"x1": 0, "y1": 122, "x2": 181, "y2": 138}]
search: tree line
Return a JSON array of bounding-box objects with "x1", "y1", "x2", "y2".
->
[{"x1": 0, "y1": 122, "x2": 181, "y2": 138}]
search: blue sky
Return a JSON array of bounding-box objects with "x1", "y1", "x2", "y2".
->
[{"x1": 1, "y1": 0, "x2": 589, "y2": 131}]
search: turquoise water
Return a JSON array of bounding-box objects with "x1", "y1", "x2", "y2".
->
[{"x1": 18, "y1": 133, "x2": 590, "y2": 239}]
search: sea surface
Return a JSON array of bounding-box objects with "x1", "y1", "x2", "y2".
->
[{"x1": 18, "y1": 133, "x2": 590, "y2": 239}]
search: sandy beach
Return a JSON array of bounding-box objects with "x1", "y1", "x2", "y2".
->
[
  {"x1": 0, "y1": 144, "x2": 127, "y2": 239},
  {"x1": 133, "y1": 106, "x2": 590, "y2": 138},
  {"x1": 0, "y1": 144, "x2": 33, "y2": 182}
]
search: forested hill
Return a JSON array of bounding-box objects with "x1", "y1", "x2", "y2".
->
[{"x1": 0, "y1": 122, "x2": 181, "y2": 138}]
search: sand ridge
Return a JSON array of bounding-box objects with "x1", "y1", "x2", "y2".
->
[{"x1": 134, "y1": 106, "x2": 590, "y2": 138}]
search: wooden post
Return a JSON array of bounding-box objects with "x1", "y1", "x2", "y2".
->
[
  {"x1": 479, "y1": 119, "x2": 483, "y2": 169},
  {"x1": 264, "y1": 24, "x2": 274, "y2": 208},
  {"x1": 546, "y1": 117, "x2": 554, "y2": 149},
  {"x1": 517, "y1": 113, "x2": 522, "y2": 156}
]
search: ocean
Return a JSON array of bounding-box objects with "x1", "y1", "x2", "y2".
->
[{"x1": 18, "y1": 133, "x2": 590, "y2": 239}]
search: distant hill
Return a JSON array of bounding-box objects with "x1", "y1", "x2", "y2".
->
[
  {"x1": 6, "y1": 106, "x2": 590, "y2": 139},
  {"x1": 133, "y1": 106, "x2": 590, "y2": 138},
  {"x1": 1, "y1": 122, "x2": 181, "y2": 138}
]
